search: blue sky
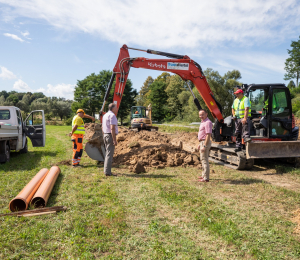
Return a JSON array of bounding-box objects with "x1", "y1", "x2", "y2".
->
[{"x1": 0, "y1": 0, "x2": 300, "y2": 100}]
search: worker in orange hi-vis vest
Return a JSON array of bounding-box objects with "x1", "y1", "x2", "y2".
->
[{"x1": 69, "y1": 109, "x2": 95, "y2": 167}]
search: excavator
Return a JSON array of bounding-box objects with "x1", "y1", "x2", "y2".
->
[
  {"x1": 130, "y1": 104, "x2": 158, "y2": 131},
  {"x1": 88, "y1": 44, "x2": 300, "y2": 170}
]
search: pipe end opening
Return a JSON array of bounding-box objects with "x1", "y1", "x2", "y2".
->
[
  {"x1": 31, "y1": 197, "x2": 46, "y2": 208},
  {"x1": 9, "y1": 199, "x2": 27, "y2": 212}
]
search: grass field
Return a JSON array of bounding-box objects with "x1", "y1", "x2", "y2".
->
[{"x1": 1, "y1": 125, "x2": 300, "y2": 259}]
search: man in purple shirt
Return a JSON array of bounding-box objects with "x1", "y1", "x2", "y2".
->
[
  {"x1": 197, "y1": 109, "x2": 213, "y2": 182},
  {"x1": 102, "y1": 103, "x2": 118, "y2": 176}
]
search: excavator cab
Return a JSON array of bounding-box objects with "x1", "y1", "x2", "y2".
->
[
  {"x1": 131, "y1": 106, "x2": 147, "y2": 119},
  {"x1": 247, "y1": 84, "x2": 295, "y2": 140},
  {"x1": 130, "y1": 105, "x2": 158, "y2": 131}
]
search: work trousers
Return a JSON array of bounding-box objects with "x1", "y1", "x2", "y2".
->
[
  {"x1": 200, "y1": 139, "x2": 211, "y2": 180},
  {"x1": 103, "y1": 134, "x2": 115, "y2": 175},
  {"x1": 235, "y1": 118, "x2": 250, "y2": 149},
  {"x1": 72, "y1": 134, "x2": 83, "y2": 166}
]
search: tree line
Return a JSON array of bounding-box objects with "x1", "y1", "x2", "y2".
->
[
  {"x1": 0, "y1": 69, "x2": 245, "y2": 124},
  {"x1": 2, "y1": 34, "x2": 299, "y2": 125},
  {"x1": 0, "y1": 91, "x2": 73, "y2": 121}
]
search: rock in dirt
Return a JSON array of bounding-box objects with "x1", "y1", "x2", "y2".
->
[
  {"x1": 117, "y1": 135, "x2": 125, "y2": 141},
  {"x1": 132, "y1": 162, "x2": 146, "y2": 174},
  {"x1": 128, "y1": 141, "x2": 140, "y2": 148}
]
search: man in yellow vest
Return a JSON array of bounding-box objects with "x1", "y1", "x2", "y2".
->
[
  {"x1": 232, "y1": 89, "x2": 251, "y2": 152},
  {"x1": 69, "y1": 109, "x2": 95, "y2": 167}
]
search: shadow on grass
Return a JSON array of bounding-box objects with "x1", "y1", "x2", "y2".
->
[
  {"x1": 223, "y1": 178, "x2": 269, "y2": 185},
  {"x1": 5, "y1": 151, "x2": 58, "y2": 171},
  {"x1": 249, "y1": 159, "x2": 299, "y2": 174},
  {"x1": 122, "y1": 173, "x2": 176, "y2": 179},
  {"x1": 46, "y1": 173, "x2": 65, "y2": 207}
]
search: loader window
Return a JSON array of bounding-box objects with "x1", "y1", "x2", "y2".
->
[
  {"x1": 0, "y1": 110, "x2": 10, "y2": 120},
  {"x1": 249, "y1": 89, "x2": 266, "y2": 113},
  {"x1": 272, "y1": 89, "x2": 289, "y2": 116},
  {"x1": 271, "y1": 88, "x2": 290, "y2": 136}
]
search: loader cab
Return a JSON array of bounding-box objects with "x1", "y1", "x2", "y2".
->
[
  {"x1": 130, "y1": 106, "x2": 147, "y2": 120},
  {"x1": 247, "y1": 84, "x2": 295, "y2": 140}
]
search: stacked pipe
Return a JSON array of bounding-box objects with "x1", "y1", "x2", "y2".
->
[{"x1": 9, "y1": 166, "x2": 61, "y2": 212}]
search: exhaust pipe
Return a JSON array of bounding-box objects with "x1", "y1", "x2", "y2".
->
[
  {"x1": 9, "y1": 168, "x2": 49, "y2": 212},
  {"x1": 31, "y1": 166, "x2": 61, "y2": 208}
]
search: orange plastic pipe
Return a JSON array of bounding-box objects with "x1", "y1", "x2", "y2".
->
[
  {"x1": 31, "y1": 166, "x2": 61, "y2": 208},
  {"x1": 9, "y1": 168, "x2": 49, "y2": 212}
]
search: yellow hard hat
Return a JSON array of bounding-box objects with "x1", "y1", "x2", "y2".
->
[{"x1": 76, "y1": 109, "x2": 85, "y2": 114}]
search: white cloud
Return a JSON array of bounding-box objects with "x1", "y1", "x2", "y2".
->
[
  {"x1": 13, "y1": 79, "x2": 31, "y2": 91},
  {"x1": 13, "y1": 80, "x2": 74, "y2": 99},
  {"x1": 20, "y1": 30, "x2": 31, "y2": 39},
  {"x1": 3, "y1": 33, "x2": 24, "y2": 42},
  {"x1": 0, "y1": 0, "x2": 299, "y2": 49},
  {"x1": 0, "y1": 66, "x2": 17, "y2": 79},
  {"x1": 43, "y1": 83, "x2": 75, "y2": 100}
]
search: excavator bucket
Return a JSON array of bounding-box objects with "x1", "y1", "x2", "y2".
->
[
  {"x1": 246, "y1": 141, "x2": 300, "y2": 159},
  {"x1": 85, "y1": 142, "x2": 106, "y2": 162}
]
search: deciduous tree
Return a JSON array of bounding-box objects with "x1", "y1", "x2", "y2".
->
[
  {"x1": 148, "y1": 80, "x2": 168, "y2": 122},
  {"x1": 135, "y1": 76, "x2": 153, "y2": 106},
  {"x1": 284, "y1": 36, "x2": 300, "y2": 87}
]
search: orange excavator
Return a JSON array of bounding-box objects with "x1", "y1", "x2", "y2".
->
[{"x1": 98, "y1": 44, "x2": 300, "y2": 170}]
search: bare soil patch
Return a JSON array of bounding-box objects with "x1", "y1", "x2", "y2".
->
[{"x1": 84, "y1": 124, "x2": 201, "y2": 172}]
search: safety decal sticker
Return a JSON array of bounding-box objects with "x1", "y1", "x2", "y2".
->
[{"x1": 167, "y1": 62, "x2": 189, "y2": 70}]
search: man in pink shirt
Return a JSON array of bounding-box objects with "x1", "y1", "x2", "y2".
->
[
  {"x1": 197, "y1": 109, "x2": 213, "y2": 182},
  {"x1": 102, "y1": 103, "x2": 118, "y2": 176}
]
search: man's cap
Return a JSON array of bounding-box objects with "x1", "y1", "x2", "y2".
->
[
  {"x1": 77, "y1": 109, "x2": 85, "y2": 114},
  {"x1": 234, "y1": 89, "x2": 244, "y2": 94}
]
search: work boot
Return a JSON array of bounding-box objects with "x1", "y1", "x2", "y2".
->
[
  {"x1": 234, "y1": 147, "x2": 242, "y2": 152},
  {"x1": 105, "y1": 173, "x2": 117, "y2": 176},
  {"x1": 244, "y1": 137, "x2": 252, "y2": 143}
]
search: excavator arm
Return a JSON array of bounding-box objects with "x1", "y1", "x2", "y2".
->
[{"x1": 100, "y1": 44, "x2": 224, "y2": 123}]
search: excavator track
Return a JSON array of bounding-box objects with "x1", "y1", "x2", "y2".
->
[{"x1": 209, "y1": 143, "x2": 254, "y2": 170}]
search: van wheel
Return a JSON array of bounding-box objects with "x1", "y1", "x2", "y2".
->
[
  {"x1": 20, "y1": 139, "x2": 28, "y2": 154},
  {"x1": 4, "y1": 144, "x2": 10, "y2": 163}
]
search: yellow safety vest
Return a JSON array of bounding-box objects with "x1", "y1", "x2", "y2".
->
[
  {"x1": 233, "y1": 96, "x2": 251, "y2": 118},
  {"x1": 72, "y1": 115, "x2": 85, "y2": 135}
]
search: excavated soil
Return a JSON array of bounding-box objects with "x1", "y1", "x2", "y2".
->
[
  {"x1": 57, "y1": 159, "x2": 72, "y2": 166},
  {"x1": 292, "y1": 209, "x2": 300, "y2": 234},
  {"x1": 84, "y1": 123, "x2": 201, "y2": 173}
]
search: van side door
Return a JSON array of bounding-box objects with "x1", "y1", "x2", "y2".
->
[{"x1": 24, "y1": 110, "x2": 46, "y2": 147}]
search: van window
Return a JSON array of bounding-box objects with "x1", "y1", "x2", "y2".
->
[
  {"x1": 0, "y1": 110, "x2": 10, "y2": 120},
  {"x1": 16, "y1": 110, "x2": 22, "y2": 125}
]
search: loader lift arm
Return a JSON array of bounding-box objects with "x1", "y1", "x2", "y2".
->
[{"x1": 100, "y1": 44, "x2": 224, "y2": 123}]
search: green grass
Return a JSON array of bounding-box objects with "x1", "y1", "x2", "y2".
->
[
  {"x1": 154, "y1": 124, "x2": 199, "y2": 133},
  {"x1": 1, "y1": 125, "x2": 300, "y2": 259}
]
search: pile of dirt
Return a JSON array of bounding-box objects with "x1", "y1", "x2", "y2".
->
[
  {"x1": 85, "y1": 123, "x2": 105, "y2": 152},
  {"x1": 84, "y1": 124, "x2": 201, "y2": 173},
  {"x1": 112, "y1": 128, "x2": 201, "y2": 173}
]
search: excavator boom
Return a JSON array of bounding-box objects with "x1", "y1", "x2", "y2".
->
[{"x1": 100, "y1": 44, "x2": 224, "y2": 123}]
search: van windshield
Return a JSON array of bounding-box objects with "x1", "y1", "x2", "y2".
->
[{"x1": 0, "y1": 110, "x2": 10, "y2": 120}]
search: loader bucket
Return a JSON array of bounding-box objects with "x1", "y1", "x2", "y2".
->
[
  {"x1": 246, "y1": 141, "x2": 300, "y2": 159},
  {"x1": 85, "y1": 142, "x2": 106, "y2": 162}
]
